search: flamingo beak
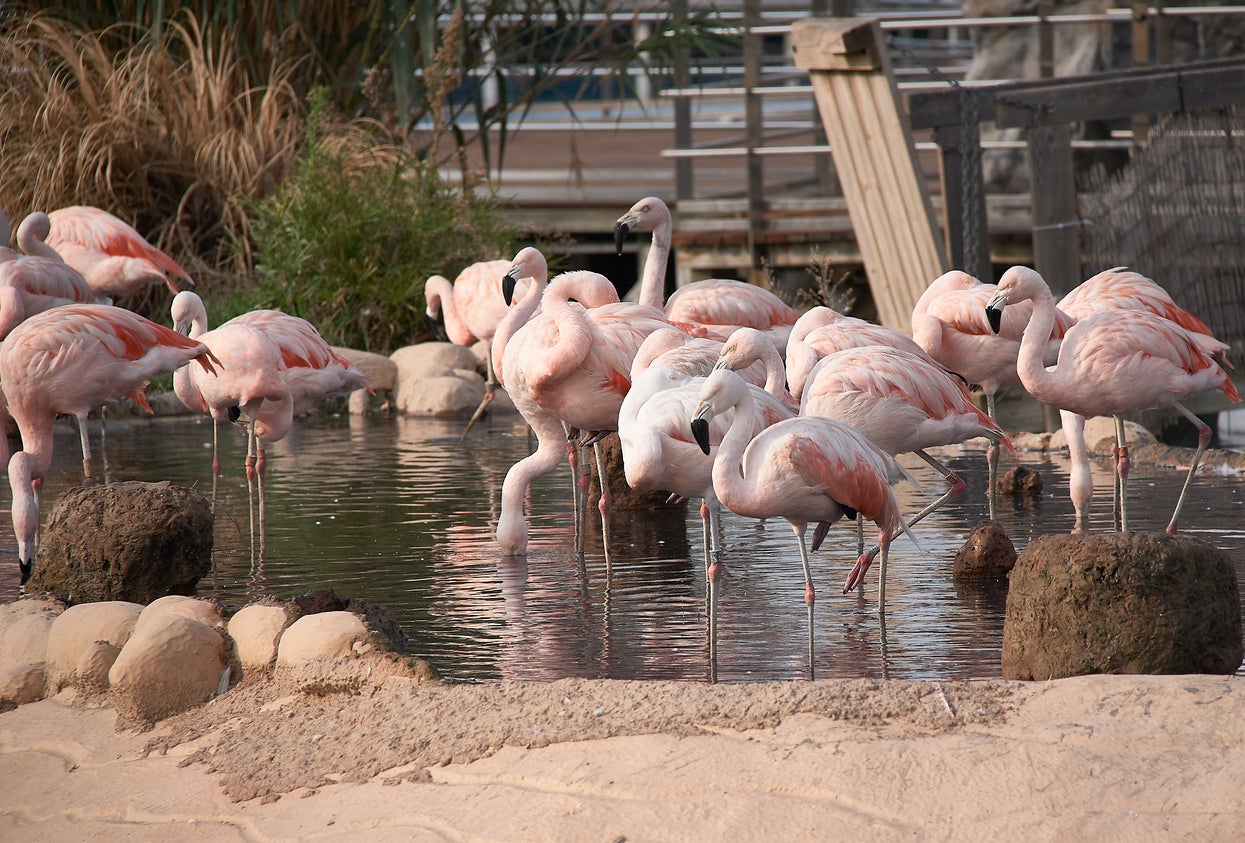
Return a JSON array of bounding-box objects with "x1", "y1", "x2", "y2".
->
[
  {"x1": 502, "y1": 269, "x2": 520, "y2": 305},
  {"x1": 985, "y1": 294, "x2": 1006, "y2": 335},
  {"x1": 691, "y1": 403, "x2": 713, "y2": 454},
  {"x1": 613, "y1": 220, "x2": 631, "y2": 255}
]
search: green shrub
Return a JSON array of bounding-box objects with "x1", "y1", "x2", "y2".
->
[{"x1": 245, "y1": 99, "x2": 513, "y2": 353}]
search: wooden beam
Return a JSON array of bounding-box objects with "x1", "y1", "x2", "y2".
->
[{"x1": 793, "y1": 18, "x2": 948, "y2": 332}]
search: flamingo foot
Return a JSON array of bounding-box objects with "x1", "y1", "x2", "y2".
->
[{"x1": 843, "y1": 548, "x2": 879, "y2": 593}]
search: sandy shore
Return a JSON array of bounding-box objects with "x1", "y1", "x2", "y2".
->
[{"x1": 2, "y1": 664, "x2": 1242, "y2": 841}]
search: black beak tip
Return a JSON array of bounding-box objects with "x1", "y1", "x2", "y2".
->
[
  {"x1": 228, "y1": 405, "x2": 241, "y2": 423},
  {"x1": 691, "y1": 418, "x2": 711, "y2": 454},
  {"x1": 502, "y1": 272, "x2": 518, "y2": 306},
  {"x1": 985, "y1": 305, "x2": 1003, "y2": 335},
  {"x1": 613, "y1": 222, "x2": 629, "y2": 255}
]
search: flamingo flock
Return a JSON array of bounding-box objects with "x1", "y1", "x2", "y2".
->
[
  {"x1": 2, "y1": 195, "x2": 1238, "y2": 681},
  {"x1": 0, "y1": 205, "x2": 369, "y2": 589}
]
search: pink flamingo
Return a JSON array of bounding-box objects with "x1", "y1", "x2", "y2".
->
[
  {"x1": 614, "y1": 196, "x2": 799, "y2": 348},
  {"x1": 1, "y1": 303, "x2": 219, "y2": 584},
  {"x1": 0, "y1": 212, "x2": 102, "y2": 339},
  {"x1": 497, "y1": 268, "x2": 673, "y2": 564},
  {"x1": 785, "y1": 305, "x2": 937, "y2": 401},
  {"x1": 691, "y1": 367, "x2": 908, "y2": 676},
  {"x1": 44, "y1": 205, "x2": 191, "y2": 298},
  {"x1": 425, "y1": 258, "x2": 532, "y2": 437},
  {"x1": 912, "y1": 269, "x2": 1075, "y2": 514},
  {"x1": 800, "y1": 345, "x2": 1014, "y2": 566},
  {"x1": 986, "y1": 265, "x2": 1240, "y2": 534},
  {"x1": 620, "y1": 330, "x2": 794, "y2": 665}
]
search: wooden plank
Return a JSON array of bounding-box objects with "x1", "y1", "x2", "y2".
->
[
  {"x1": 795, "y1": 17, "x2": 947, "y2": 332},
  {"x1": 1028, "y1": 122, "x2": 1081, "y2": 296},
  {"x1": 790, "y1": 18, "x2": 883, "y2": 67}
]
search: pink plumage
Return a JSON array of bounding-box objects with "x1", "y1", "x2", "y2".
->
[{"x1": 45, "y1": 205, "x2": 191, "y2": 297}]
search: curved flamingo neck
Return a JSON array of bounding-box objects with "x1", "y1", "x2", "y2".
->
[
  {"x1": 1015, "y1": 283, "x2": 1060, "y2": 403},
  {"x1": 16, "y1": 213, "x2": 62, "y2": 261},
  {"x1": 425, "y1": 275, "x2": 475, "y2": 346},
  {"x1": 709, "y1": 376, "x2": 766, "y2": 511},
  {"x1": 497, "y1": 405, "x2": 567, "y2": 555},
  {"x1": 636, "y1": 203, "x2": 672, "y2": 310},
  {"x1": 492, "y1": 275, "x2": 546, "y2": 387}
]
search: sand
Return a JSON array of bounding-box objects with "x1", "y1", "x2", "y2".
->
[{"x1": 2, "y1": 659, "x2": 1243, "y2": 841}]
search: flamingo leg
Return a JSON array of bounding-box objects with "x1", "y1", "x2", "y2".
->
[
  {"x1": 793, "y1": 524, "x2": 816, "y2": 680},
  {"x1": 1166, "y1": 401, "x2": 1212, "y2": 535},
  {"x1": 460, "y1": 353, "x2": 496, "y2": 441},
  {"x1": 594, "y1": 441, "x2": 614, "y2": 575},
  {"x1": 985, "y1": 392, "x2": 1000, "y2": 520},
  {"x1": 76, "y1": 413, "x2": 95, "y2": 486},
  {"x1": 245, "y1": 420, "x2": 258, "y2": 564},
  {"x1": 1114, "y1": 415, "x2": 1131, "y2": 532},
  {"x1": 704, "y1": 498, "x2": 724, "y2": 683},
  {"x1": 257, "y1": 441, "x2": 268, "y2": 564}
]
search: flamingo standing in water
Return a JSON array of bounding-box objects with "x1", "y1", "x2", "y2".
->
[
  {"x1": 799, "y1": 345, "x2": 1014, "y2": 570},
  {"x1": 44, "y1": 205, "x2": 191, "y2": 298},
  {"x1": 425, "y1": 258, "x2": 532, "y2": 437},
  {"x1": 613, "y1": 196, "x2": 799, "y2": 349},
  {"x1": 911, "y1": 269, "x2": 1075, "y2": 515},
  {"x1": 619, "y1": 330, "x2": 794, "y2": 669},
  {"x1": 986, "y1": 265, "x2": 1240, "y2": 534},
  {"x1": 496, "y1": 268, "x2": 673, "y2": 565},
  {"x1": 0, "y1": 211, "x2": 103, "y2": 339},
  {"x1": 1, "y1": 303, "x2": 219, "y2": 585},
  {"x1": 690, "y1": 367, "x2": 908, "y2": 678}
]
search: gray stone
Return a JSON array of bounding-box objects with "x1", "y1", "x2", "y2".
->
[
  {"x1": 31, "y1": 482, "x2": 213, "y2": 604},
  {"x1": 1002, "y1": 532, "x2": 1243, "y2": 679}
]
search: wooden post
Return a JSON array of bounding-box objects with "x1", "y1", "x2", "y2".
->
[
  {"x1": 673, "y1": 0, "x2": 693, "y2": 200},
  {"x1": 744, "y1": 0, "x2": 764, "y2": 279},
  {"x1": 1027, "y1": 119, "x2": 1081, "y2": 296},
  {"x1": 792, "y1": 18, "x2": 948, "y2": 333},
  {"x1": 1131, "y1": 0, "x2": 1152, "y2": 147}
]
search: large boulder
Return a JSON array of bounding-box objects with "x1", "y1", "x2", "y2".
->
[
  {"x1": 276, "y1": 611, "x2": 371, "y2": 666},
  {"x1": 390, "y1": 342, "x2": 493, "y2": 416},
  {"x1": 228, "y1": 603, "x2": 292, "y2": 673},
  {"x1": 45, "y1": 601, "x2": 143, "y2": 692},
  {"x1": 132, "y1": 596, "x2": 223, "y2": 636},
  {"x1": 109, "y1": 613, "x2": 228, "y2": 723},
  {"x1": 31, "y1": 482, "x2": 214, "y2": 604},
  {"x1": 1002, "y1": 532, "x2": 1242, "y2": 679}
]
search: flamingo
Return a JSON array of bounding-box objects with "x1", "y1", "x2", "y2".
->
[
  {"x1": 425, "y1": 259, "x2": 532, "y2": 437},
  {"x1": 496, "y1": 268, "x2": 673, "y2": 564},
  {"x1": 785, "y1": 305, "x2": 937, "y2": 400},
  {"x1": 690, "y1": 367, "x2": 908, "y2": 677},
  {"x1": 613, "y1": 195, "x2": 799, "y2": 349},
  {"x1": 1055, "y1": 266, "x2": 1233, "y2": 531},
  {"x1": 44, "y1": 205, "x2": 191, "y2": 298},
  {"x1": 986, "y1": 265, "x2": 1240, "y2": 534},
  {"x1": 799, "y1": 345, "x2": 1014, "y2": 566},
  {"x1": 0, "y1": 212, "x2": 103, "y2": 339},
  {"x1": 173, "y1": 291, "x2": 368, "y2": 558},
  {"x1": 619, "y1": 330, "x2": 794, "y2": 669},
  {"x1": 911, "y1": 269, "x2": 1075, "y2": 515},
  {"x1": 0, "y1": 303, "x2": 219, "y2": 584}
]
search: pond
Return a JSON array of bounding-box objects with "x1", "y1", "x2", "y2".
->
[{"x1": 2, "y1": 408, "x2": 1243, "y2": 683}]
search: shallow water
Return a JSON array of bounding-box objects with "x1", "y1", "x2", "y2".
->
[{"x1": 3, "y1": 409, "x2": 1243, "y2": 683}]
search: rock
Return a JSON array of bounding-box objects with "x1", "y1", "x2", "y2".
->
[
  {"x1": 996, "y1": 465, "x2": 1043, "y2": 497},
  {"x1": 132, "y1": 596, "x2": 223, "y2": 637},
  {"x1": 45, "y1": 601, "x2": 143, "y2": 691},
  {"x1": 228, "y1": 604, "x2": 291, "y2": 671},
  {"x1": 292, "y1": 588, "x2": 349, "y2": 615},
  {"x1": 1002, "y1": 532, "x2": 1243, "y2": 680},
  {"x1": 0, "y1": 662, "x2": 46, "y2": 708},
  {"x1": 76, "y1": 641, "x2": 121, "y2": 693},
  {"x1": 395, "y1": 375, "x2": 485, "y2": 416},
  {"x1": 276, "y1": 611, "x2": 371, "y2": 666},
  {"x1": 0, "y1": 598, "x2": 64, "y2": 640},
  {"x1": 31, "y1": 482, "x2": 214, "y2": 604},
  {"x1": 109, "y1": 613, "x2": 227, "y2": 723},
  {"x1": 953, "y1": 520, "x2": 1018, "y2": 579},
  {"x1": 0, "y1": 611, "x2": 56, "y2": 670},
  {"x1": 1008, "y1": 431, "x2": 1052, "y2": 452},
  {"x1": 1049, "y1": 416, "x2": 1157, "y2": 453}
]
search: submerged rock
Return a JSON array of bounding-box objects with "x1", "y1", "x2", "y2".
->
[
  {"x1": 1002, "y1": 532, "x2": 1243, "y2": 680},
  {"x1": 31, "y1": 482, "x2": 213, "y2": 604}
]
